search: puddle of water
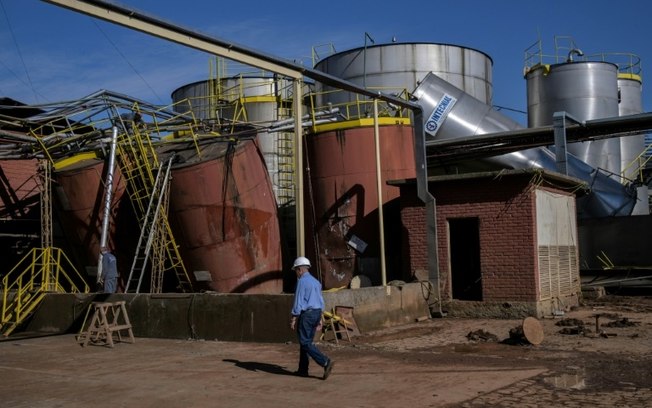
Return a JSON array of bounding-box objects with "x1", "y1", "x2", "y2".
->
[{"x1": 543, "y1": 372, "x2": 586, "y2": 390}]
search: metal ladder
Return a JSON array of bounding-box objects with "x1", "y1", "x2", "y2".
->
[
  {"x1": 113, "y1": 108, "x2": 193, "y2": 293},
  {"x1": 276, "y1": 82, "x2": 295, "y2": 206},
  {"x1": 124, "y1": 156, "x2": 174, "y2": 293}
]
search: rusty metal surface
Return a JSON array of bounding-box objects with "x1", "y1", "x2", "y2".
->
[
  {"x1": 53, "y1": 158, "x2": 132, "y2": 288},
  {"x1": 305, "y1": 125, "x2": 416, "y2": 289},
  {"x1": 166, "y1": 137, "x2": 283, "y2": 294}
]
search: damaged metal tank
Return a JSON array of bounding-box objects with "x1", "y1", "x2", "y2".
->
[
  {"x1": 52, "y1": 155, "x2": 134, "y2": 285},
  {"x1": 305, "y1": 123, "x2": 415, "y2": 289},
  {"x1": 411, "y1": 72, "x2": 636, "y2": 218},
  {"x1": 159, "y1": 134, "x2": 283, "y2": 294}
]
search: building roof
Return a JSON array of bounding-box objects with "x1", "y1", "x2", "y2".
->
[{"x1": 388, "y1": 168, "x2": 588, "y2": 194}]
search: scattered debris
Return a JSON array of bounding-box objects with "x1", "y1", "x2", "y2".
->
[
  {"x1": 555, "y1": 318, "x2": 585, "y2": 327},
  {"x1": 504, "y1": 317, "x2": 544, "y2": 345},
  {"x1": 466, "y1": 329, "x2": 499, "y2": 342},
  {"x1": 603, "y1": 318, "x2": 641, "y2": 328},
  {"x1": 558, "y1": 326, "x2": 594, "y2": 335}
]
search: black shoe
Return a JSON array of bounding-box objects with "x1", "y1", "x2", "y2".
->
[
  {"x1": 293, "y1": 370, "x2": 309, "y2": 377},
  {"x1": 322, "y1": 360, "x2": 334, "y2": 380}
]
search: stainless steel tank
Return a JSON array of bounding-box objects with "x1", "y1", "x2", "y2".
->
[
  {"x1": 313, "y1": 43, "x2": 493, "y2": 116},
  {"x1": 412, "y1": 72, "x2": 636, "y2": 218},
  {"x1": 171, "y1": 77, "x2": 296, "y2": 206},
  {"x1": 526, "y1": 62, "x2": 621, "y2": 175},
  {"x1": 618, "y1": 74, "x2": 649, "y2": 215}
]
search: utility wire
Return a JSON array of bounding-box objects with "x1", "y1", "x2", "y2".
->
[
  {"x1": 93, "y1": 21, "x2": 165, "y2": 104},
  {"x1": 0, "y1": 0, "x2": 42, "y2": 102}
]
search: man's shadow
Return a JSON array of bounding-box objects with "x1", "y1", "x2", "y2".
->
[{"x1": 223, "y1": 359, "x2": 304, "y2": 377}]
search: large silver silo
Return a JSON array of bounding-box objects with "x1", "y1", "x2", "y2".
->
[
  {"x1": 412, "y1": 72, "x2": 636, "y2": 218},
  {"x1": 526, "y1": 62, "x2": 621, "y2": 175},
  {"x1": 313, "y1": 43, "x2": 493, "y2": 116},
  {"x1": 618, "y1": 74, "x2": 649, "y2": 215},
  {"x1": 171, "y1": 76, "x2": 296, "y2": 206}
]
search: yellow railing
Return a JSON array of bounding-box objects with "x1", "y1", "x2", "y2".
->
[
  {"x1": 307, "y1": 86, "x2": 412, "y2": 128},
  {"x1": 621, "y1": 143, "x2": 652, "y2": 184},
  {"x1": 524, "y1": 36, "x2": 642, "y2": 78},
  {"x1": 1, "y1": 247, "x2": 90, "y2": 336}
]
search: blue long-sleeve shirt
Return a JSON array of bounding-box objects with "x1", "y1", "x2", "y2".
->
[{"x1": 291, "y1": 272, "x2": 324, "y2": 316}]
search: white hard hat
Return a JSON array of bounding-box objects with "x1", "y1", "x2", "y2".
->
[{"x1": 292, "y1": 256, "x2": 311, "y2": 269}]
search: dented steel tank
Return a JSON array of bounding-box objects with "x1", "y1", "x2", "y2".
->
[
  {"x1": 305, "y1": 124, "x2": 415, "y2": 289},
  {"x1": 52, "y1": 155, "x2": 134, "y2": 285},
  {"x1": 160, "y1": 135, "x2": 283, "y2": 294}
]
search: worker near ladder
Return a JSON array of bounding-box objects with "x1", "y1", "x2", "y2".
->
[
  {"x1": 100, "y1": 247, "x2": 118, "y2": 293},
  {"x1": 290, "y1": 257, "x2": 334, "y2": 380}
]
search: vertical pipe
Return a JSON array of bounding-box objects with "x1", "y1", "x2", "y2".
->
[
  {"x1": 97, "y1": 126, "x2": 118, "y2": 284},
  {"x1": 413, "y1": 108, "x2": 442, "y2": 316},
  {"x1": 373, "y1": 99, "x2": 387, "y2": 286},
  {"x1": 553, "y1": 112, "x2": 569, "y2": 175},
  {"x1": 294, "y1": 79, "x2": 305, "y2": 257}
]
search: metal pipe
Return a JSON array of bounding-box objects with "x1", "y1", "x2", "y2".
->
[
  {"x1": 97, "y1": 126, "x2": 118, "y2": 284},
  {"x1": 363, "y1": 32, "x2": 374, "y2": 89},
  {"x1": 294, "y1": 80, "x2": 305, "y2": 257},
  {"x1": 373, "y1": 99, "x2": 387, "y2": 286},
  {"x1": 412, "y1": 107, "x2": 442, "y2": 316},
  {"x1": 567, "y1": 48, "x2": 584, "y2": 63}
]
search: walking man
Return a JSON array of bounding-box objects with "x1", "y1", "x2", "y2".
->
[{"x1": 290, "y1": 256, "x2": 334, "y2": 380}]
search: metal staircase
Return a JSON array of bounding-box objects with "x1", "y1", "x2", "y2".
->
[{"x1": 1, "y1": 161, "x2": 89, "y2": 337}]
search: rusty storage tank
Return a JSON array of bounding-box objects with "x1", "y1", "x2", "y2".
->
[
  {"x1": 158, "y1": 135, "x2": 283, "y2": 294},
  {"x1": 171, "y1": 77, "x2": 297, "y2": 206},
  {"x1": 305, "y1": 122, "x2": 415, "y2": 290},
  {"x1": 313, "y1": 42, "x2": 493, "y2": 115},
  {"x1": 52, "y1": 154, "x2": 134, "y2": 287},
  {"x1": 618, "y1": 71, "x2": 649, "y2": 215},
  {"x1": 525, "y1": 60, "x2": 621, "y2": 175}
]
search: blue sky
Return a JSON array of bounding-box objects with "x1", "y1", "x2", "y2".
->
[{"x1": 1, "y1": 0, "x2": 651, "y2": 125}]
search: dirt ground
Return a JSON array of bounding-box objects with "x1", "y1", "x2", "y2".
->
[{"x1": 1, "y1": 294, "x2": 651, "y2": 407}]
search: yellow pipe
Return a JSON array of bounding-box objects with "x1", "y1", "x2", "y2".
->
[{"x1": 373, "y1": 99, "x2": 387, "y2": 287}]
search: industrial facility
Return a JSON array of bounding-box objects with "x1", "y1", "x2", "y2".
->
[{"x1": 1, "y1": 1, "x2": 651, "y2": 340}]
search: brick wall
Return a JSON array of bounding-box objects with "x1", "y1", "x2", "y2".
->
[{"x1": 400, "y1": 174, "x2": 543, "y2": 302}]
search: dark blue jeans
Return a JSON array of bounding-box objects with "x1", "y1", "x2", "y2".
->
[{"x1": 297, "y1": 309, "x2": 329, "y2": 373}]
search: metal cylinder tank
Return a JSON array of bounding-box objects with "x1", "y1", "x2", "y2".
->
[
  {"x1": 412, "y1": 72, "x2": 636, "y2": 218},
  {"x1": 171, "y1": 77, "x2": 297, "y2": 206},
  {"x1": 618, "y1": 74, "x2": 649, "y2": 215},
  {"x1": 526, "y1": 62, "x2": 621, "y2": 175},
  {"x1": 305, "y1": 124, "x2": 415, "y2": 290},
  {"x1": 313, "y1": 43, "x2": 493, "y2": 113},
  {"x1": 53, "y1": 157, "x2": 134, "y2": 287},
  {"x1": 160, "y1": 137, "x2": 283, "y2": 294}
]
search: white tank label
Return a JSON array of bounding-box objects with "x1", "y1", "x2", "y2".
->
[{"x1": 425, "y1": 94, "x2": 457, "y2": 137}]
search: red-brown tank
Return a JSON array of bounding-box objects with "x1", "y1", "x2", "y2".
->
[
  {"x1": 305, "y1": 124, "x2": 415, "y2": 289},
  {"x1": 53, "y1": 156, "x2": 133, "y2": 287},
  {"x1": 163, "y1": 136, "x2": 283, "y2": 294}
]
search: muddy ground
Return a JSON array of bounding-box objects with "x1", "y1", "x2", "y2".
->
[{"x1": 0, "y1": 294, "x2": 650, "y2": 407}]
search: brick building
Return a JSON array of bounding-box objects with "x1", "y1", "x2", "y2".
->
[{"x1": 392, "y1": 169, "x2": 586, "y2": 318}]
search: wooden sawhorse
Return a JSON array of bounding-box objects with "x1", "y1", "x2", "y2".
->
[{"x1": 77, "y1": 301, "x2": 135, "y2": 347}]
